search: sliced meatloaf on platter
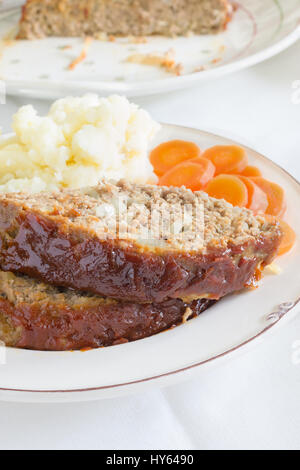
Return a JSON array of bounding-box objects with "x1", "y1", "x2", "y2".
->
[{"x1": 18, "y1": 0, "x2": 233, "y2": 39}]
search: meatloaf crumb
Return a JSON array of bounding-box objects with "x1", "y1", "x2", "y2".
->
[
  {"x1": 0, "y1": 180, "x2": 282, "y2": 303},
  {"x1": 18, "y1": 0, "x2": 233, "y2": 39},
  {"x1": 0, "y1": 270, "x2": 216, "y2": 351}
]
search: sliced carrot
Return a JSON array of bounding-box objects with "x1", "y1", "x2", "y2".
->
[
  {"x1": 277, "y1": 220, "x2": 296, "y2": 256},
  {"x1": 150, "y1": 140, "x2": 201, "y2": 177},
  {"x1": 202, "y1": 145, "x2": 248, "y2": 175},
  {"x1": 205, "y1": 174, "x2": 248, "y2": 207},
  {"x1": 238, "y1": 176, "x2": 268, "y2": 214},
  {"x1": 265, "y1": 215, "x2": 296, "y2": 256},
  {"x1": 251, "y1": 177, "x2": 286, "y2": 217},
  {"x1": 189, "y1": 156, "x2": 216, "y2": 183},
  {"x1": 159, "y1": 159, "x2": 215, "y2": 191},
  {"x1": 241, "y1": 165, "x2": 262, "y2": 177}
]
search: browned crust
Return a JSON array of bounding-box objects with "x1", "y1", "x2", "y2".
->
[
  {"x1": 0, "y1": 286, "x2": 215, "y2": 351},
  {"x1": 0, "y1": 205, "x2": 282, "y2": 303},
  {"x1": 18, "y1": 0, "x2": 232, "y2": 39}
]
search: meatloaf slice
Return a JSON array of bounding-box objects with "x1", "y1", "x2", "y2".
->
[
  {"x1": 0, "y1": 180, "x2": 282, "y2": 303},
  {"x1": 0, "y1": 270, "x2": 215, "y2": 351},
  {"x1": 18, "y1": 0, "x2": 232, "y2": 39}
]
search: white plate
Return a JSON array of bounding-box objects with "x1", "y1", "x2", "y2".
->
[
  {"x1": 0, "y1": 123, "x2": 299, "y2": 403},
  {"x1": 0, "y1": 0, "x2": 299, "y2": 99}
]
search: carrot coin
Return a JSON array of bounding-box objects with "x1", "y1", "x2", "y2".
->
[
  {"x1": 189, "y1": 156, "x2": 216, "y2": 184},
  {"x1": 241, "y1": 165, "x2": 262, "y2": 177},
  {"x1": 238, "y1": 176, "x2": 268, "y2": 213},
  {"x1": 202, "y1": 145, "x2": 248, "y2": 175},
  {"x1": 251, "y1": 177, "x2": 286, "y2": 217},
  {"x1": 150, "y1": 140, "x2": 201, "y2": 177},
  {"x1": 159, "y1": 159, "x2": 215, "y2": 191},
  {"x1": 265, "y1": 215, "x2": 296, "y2": 256},
  {"x1": 205, "y1": 174, "x2": 248, "y2": 207},
  {"x1": 277, "y1": 220, "x2": 296, "y2": 256}
]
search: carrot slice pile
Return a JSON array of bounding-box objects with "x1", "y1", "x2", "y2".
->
[
  {"x1": 238, "y1": 176, "x2": 268, "y2": 214},
  {"x1": 251, "y1": 177, "x2": 286, "y2": 217},
  {"x1": 202, "y1": 145, "x2": 248, "y2": 175},
  {"x1": 241, "y1": 165, "x2": 262, "y2": 177},
  {"x1": 150, "y1": 139, "x2": 295, "y2": 259},
  {"x1": 150, "y1": 140, "x2": 201, "y2": 177},
  {"x1": 206, "y1": 174, "x2": 248, "y2": 207},
  {"x1": 265, "y1": 215, "x2": 296, "y2": 256},
  {"x1": 159, "y1": 158, "x2": 215, "y2": 191}
]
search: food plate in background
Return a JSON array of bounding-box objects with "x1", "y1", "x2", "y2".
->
[
  {"x1": 0, "y1": 0, "x2": 299, "y2": 99},
  {"x1": 0, "y1": 123, "x2": 299, "y2": 403}
]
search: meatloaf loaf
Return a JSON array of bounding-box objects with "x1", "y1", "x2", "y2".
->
[
  {"x1": 0, "y1": 180, "x2": 282, "y2": 303},
  {"x1": 0, "y1": 270, "x2": 215, "y2": 351},
  {"x1": 18, "y1": 0, "x2": 232, "y2": 39}
]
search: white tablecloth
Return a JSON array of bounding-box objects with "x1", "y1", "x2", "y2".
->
[{"x1": 0, "y1": 41, "x2": 299, "y2": 451}]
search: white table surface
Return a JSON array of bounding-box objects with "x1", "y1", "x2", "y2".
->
[{"x1": 0, "y1": 41, "x2": 299, "y2": 451}]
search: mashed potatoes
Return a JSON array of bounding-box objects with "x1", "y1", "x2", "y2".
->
[{"x1": 0, "y1": 95, "x2": 160, "y2": 193}]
